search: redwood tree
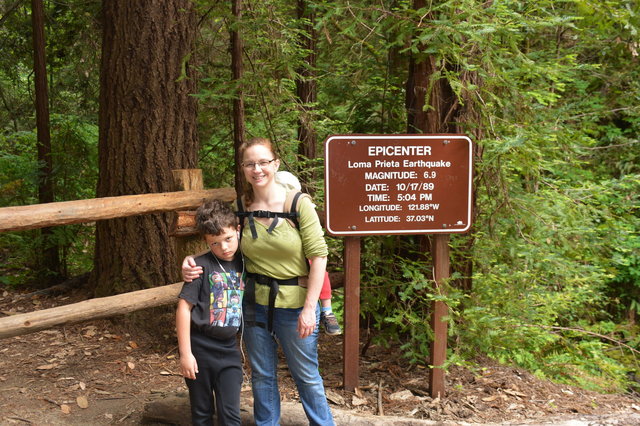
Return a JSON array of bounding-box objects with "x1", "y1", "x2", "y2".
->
[
  {"x1": 295, "y1": 0, "x2": 317, "y2": 169},
  {"x1": 231, "y1": 0, "x2": 245, "y2": 199},
  {"x1": 405, "y1": 0, "x2": 482, "y2": 293},
  {"x1": 31, "y1": 0, "x2": 61, "y2": 284},
  {"x1": 92, "y1": 0, "x2": 199, "y2": 296}
]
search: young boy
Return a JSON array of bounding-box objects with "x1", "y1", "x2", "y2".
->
[{"x1": 176, "y1": 199, "x2": 244, "y2": 426}]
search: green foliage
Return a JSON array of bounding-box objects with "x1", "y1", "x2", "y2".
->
[
  {"x1": 357, "y1": 236, "x2": 461, "y2": 366},
  {"x1": 0, "y1": 1, "x2": 100, "y2": 282},
  {"x1": 0, "y1": 115, "x2": 98, "y2": 281},
  {"x1": 313, "y1": 0, "x2": 640, "y2": 393},
  {"x1": 1, "y1": 0, "x2": 639, "y2": 394},
  {"x1": 0, "y1": 1, "x2": 101, "y2": 135},
  {"x1": 0, "y1": 131, "x2": 39, "y2": 205}
]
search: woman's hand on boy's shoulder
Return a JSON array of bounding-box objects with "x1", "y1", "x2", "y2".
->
[{"x1": 181, "y1": 256, "x2": 203, "y2": 283}]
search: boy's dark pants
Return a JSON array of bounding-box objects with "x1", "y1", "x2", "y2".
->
[{"x1": 186, "y1": 332, "x2": 242, "y2": 426}]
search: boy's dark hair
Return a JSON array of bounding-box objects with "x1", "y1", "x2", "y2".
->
[{"x1": 195, "y1": 199, "x2": 238, "y2": 236}]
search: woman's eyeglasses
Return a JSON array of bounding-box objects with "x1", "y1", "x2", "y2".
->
[{"x1": 242, "y1": 159, "x2": 276, "y2": 170}]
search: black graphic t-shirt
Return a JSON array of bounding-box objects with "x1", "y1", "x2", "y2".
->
[{"x1": 178, "y1": 252, "x2": 244, "y2": 340}]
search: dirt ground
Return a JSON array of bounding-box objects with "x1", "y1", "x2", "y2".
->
[{"x1": 1, "y1": 285, "x2": 639, "y2": 425}]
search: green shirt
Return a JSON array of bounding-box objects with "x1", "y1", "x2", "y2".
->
[{"x1": 241, "y1": 192, "x2": 328, "y2": 308}]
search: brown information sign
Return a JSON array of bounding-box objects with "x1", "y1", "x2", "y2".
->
[{"x1": 325, "y1": 134, "x2": 473, "y2": 236}]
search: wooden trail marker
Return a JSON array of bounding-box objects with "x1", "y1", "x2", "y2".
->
[{"x1": 325, "y1": 134, "x2": 472, "y2": 397}]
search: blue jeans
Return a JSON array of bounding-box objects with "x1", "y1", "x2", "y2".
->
[{"x1": 243, "y1": 304, "x2": 334, "y2": 426}]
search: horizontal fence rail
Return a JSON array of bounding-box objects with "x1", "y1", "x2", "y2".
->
[
  {"x1": 0, "y1": 187, "x2": 235, "y2": 232},
  {"x1": 0, "y1": 283, "x2": 183, "y2": 339}
]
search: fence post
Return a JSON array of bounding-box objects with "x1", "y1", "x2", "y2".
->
[{"x1": 172, "y1": 169, "x2": 208, "y2": 273}]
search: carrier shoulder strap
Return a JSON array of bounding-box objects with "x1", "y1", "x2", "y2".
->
[
  {"x1": 236, "y1": 197, "x2": 248, "y2": 240},
  {"x1": 284, "y1": 191, "x2": 312, "y2": 274},
  {"x1": 236, "y1": 196, "x2": 263, "y2": 239},
  {"x1": 283, "y1": 190, "x2": 311, "y2": 229},
  {"x1": 236, "y1": 191, "x2": 311, "y2": 239},
  {"x1": 236, "y1": 197, "x2": 245, "y2": 216}
]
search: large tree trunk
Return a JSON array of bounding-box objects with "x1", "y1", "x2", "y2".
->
[
  {"x1": 406, "y1": 52, "x2": 456, "y2": 133},
  {"x1": 231, "y1": 0, "x2": 245, "y2": 199},
  {"x1": 295, "y1": 0, "x2": 317, "y2": 192},
  {"x1": 31, "y1": 0, "x2": 61, "y2": 284},
  {"x1": 92, "y1": 0, "x2": 199, "y2": 297},
  {"x1": 406, "y1": 0, "x2": 482, "y2": 293}
]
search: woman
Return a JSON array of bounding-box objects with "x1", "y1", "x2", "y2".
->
[{"x1": 183, "y1": 137, "x2": 334, "y2": 426}]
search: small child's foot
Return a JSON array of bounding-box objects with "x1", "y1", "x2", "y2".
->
[{"x1": 320, "y1": 311, "x2": 342, "y2": 336}]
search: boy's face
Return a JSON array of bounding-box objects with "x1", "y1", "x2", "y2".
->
[{"x1": 204, "y1": 226, "x2": 239, "y2": 262}]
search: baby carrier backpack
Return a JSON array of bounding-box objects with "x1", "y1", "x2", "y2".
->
[{"x1": 236, "y1": 190, "x2": 311, "y2": 335}]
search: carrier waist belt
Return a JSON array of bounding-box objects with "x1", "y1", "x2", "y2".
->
[
  {"x1": 248, "y1": 273, "x2": 298, "y2": 287},
  {"x1": 244, "y1": 273, "x2": 299, "y2": 337}
]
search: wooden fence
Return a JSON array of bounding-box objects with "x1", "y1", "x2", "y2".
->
[{"x1": 0, "y1": 181, "x2": 235, "y2": 339}]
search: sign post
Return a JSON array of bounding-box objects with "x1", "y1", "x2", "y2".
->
[
  {"x1": 430, "y1": 234, "x2": 450, "y2": 397},
  {"x1": 325, "y1": 134, "x2": 472, "y2": 396},
  {"x1": 342, "y1": 236, "x2": 361, "y2": 391}
]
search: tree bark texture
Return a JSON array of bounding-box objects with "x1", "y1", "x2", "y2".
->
[
  {"x1": 31, "y1": 0, "x2": 61, "y2": 283},
  {"x1": 405, "y1": 1, "x2": 456, "y2": 134},
  {"x1": 296, "y1": 0, "x2": 318, "y2": 191},
  {"x1": 231, "y1": 0, "x2": 245, "y2": 199},
  {"x1": 406, "y1": 56, "x2": 457, "y2": 134},
  {"x1": 93, "y1": 0, "x2": 199, "y2": 297}
]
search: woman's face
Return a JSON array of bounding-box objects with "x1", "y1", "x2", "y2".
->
[{"x1": 242, "y1": 144, "x2": 279, "y2": 189}]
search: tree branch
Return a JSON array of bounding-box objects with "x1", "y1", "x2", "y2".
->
[
  {"x1": 583, "y1": 140, "x2": 639, "y2": 150},
  {"x1": 0, "y1": 1, "x2": 21, "y2": 27},
  {"x1": 517, "y1": 323, "x2": 640, "y2": 357}
]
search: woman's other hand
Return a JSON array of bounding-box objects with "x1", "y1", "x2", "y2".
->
[{"x1": 297, "y1": 306, "x2": 317, "y2": 339}]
